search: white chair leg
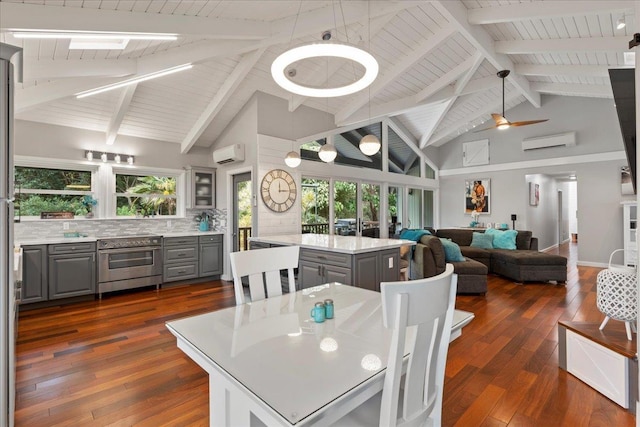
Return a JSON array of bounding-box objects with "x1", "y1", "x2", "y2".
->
[
  {"x1": 625, "y1": 322, "x2": 633, "y2": 341},
  {"x1": 599, "y1": 316, "x2": 610, "y2": 331}
]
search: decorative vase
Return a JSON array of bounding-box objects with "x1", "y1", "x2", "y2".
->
[{"x1": 199, "y1": 220, "x2": 210, "y2": 232}]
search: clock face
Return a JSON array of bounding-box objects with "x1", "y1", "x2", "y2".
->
[{"x1": 261, "y1": 169, "x2": 297, "y2": 212}]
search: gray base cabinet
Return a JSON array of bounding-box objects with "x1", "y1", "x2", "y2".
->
[
  {"x1": 199, "y1": 235, "x2": 223, "y2": 276},
  {"x1": 163, "y1": 237, "x2": 199, "y2": 282},
  {"x1": 21, "y1": 245, "x2": 48, "y2": 303},
  {"x1": 163, "y1": 235, "x2": 223, "y2": 283},
  {"x1": 47, "y1": 243, "x2": 97, "y2": 299},
  {"x1": 299, "y1": 248, "x2": 399, "y2": 291}
]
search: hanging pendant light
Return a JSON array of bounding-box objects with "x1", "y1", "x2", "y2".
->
[
  {"x1": 359, "y1": 134, "x2": 380, "y2": 156},
  {"x1": 318, "y1": 143, "x2": 337, "y2": 162},
  {"x1": 285, "y1": 150, "x2": 301, "y2": 168},
  {"x1": 358, "y1": 3, "x2": 381, "y2": 157}
]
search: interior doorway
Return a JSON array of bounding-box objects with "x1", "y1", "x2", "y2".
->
[{"x1": 232, "y1": 172, "x2": 252, "y2": 252}]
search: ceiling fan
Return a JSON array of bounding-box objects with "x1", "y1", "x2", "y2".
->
[{"x1": 474, "y1": 70, "x2": 548, "y2": 132}]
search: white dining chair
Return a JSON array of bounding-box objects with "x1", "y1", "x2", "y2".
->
[
  {"x1": 334, "y1": 264, "x2": 457, "y2": 427},
  {"x1": 229, "y1": 245, "x2": 300, "y2": 305}
]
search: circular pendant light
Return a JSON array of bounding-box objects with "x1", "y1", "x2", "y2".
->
[
  {"x1": 359, "y1": 134, "x2": 380, "y2": 156},
  {"x1": 318, "y1": 144, "x2": 338, "y2": 162},
  {"x1": 271, "y1": 43, "x2": 378, "y2": 98},
  {"x1": 284, "y1": 150, "x2": 301, "y2": 168}
]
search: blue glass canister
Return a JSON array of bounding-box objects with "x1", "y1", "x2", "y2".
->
[
  {"x1": 324, "y1": 299, "x2": 334, "y2": 319},
  {"x1": 311, "y1": 302, "x2": 326, "y2": 323}
]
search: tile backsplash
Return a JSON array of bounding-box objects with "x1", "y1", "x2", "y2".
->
[{"x1": 15, "y1": 208, "x2": 227, "y2": 240}]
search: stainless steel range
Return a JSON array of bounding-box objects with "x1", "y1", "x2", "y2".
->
[{"x1": 97, "y1": 234, "x2": 163, "y2": 298}]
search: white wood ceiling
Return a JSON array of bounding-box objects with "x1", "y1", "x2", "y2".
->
[{"x1": 0, "y1": 0, "x2": 634, "y2": 152}]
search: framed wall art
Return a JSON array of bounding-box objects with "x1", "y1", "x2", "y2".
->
[
  {"x1": 529, "y1": 182, "x2": 540, "y2": 206},
  {"x1": 465, "y1": 179, "x2": 490, "y2": 214}
]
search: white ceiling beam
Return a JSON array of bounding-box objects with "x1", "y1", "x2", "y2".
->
[
  {"x1": 433, "y1": 0, "x2": 541, "y2": 108},
  {"x1": 515, "y1": 64, "x2": 611, "y2": 78},
  {"x1": 105, "y1": 84, "x2": 137, "y2": 146},
  {"x1": 425, "y1": 92, "x2": 522, "y2": 147},
  {"x1": 461, "y1": 75, "x2": 502, "y2": 95},
  {"x1": 468, "y1": 1, "x2": 634, "y2": 25},
  {"x1": 335, "y1": 25, "x2": 456, "y2": 124},
  {"x1": 530, "y1": 82, "x2": 612, "y2": 98},
  {"x1": 496, "y1": 37, "x2": 630, "y2": 54},
  {"x1": 419, "y1": 52, "x2": 484, "y2": 146},
  {"x1": 288, "y1": 12, "x2": 397, "y2": 112},
  {"x1": 23, "y1": 58, "x2": 136, "y2": 81},
  {"x1": 15, "y1": 77, "x2": 121, "y2": 114},
  {"x1": 414, "y1": 52, "x2": 481, "y2": 103},
  {"x1": 181, "y1": 48, "x2": 266, "y2": 154},
  {"x1": 0, "y1": 2, "x2": 270, "y2": 39}
]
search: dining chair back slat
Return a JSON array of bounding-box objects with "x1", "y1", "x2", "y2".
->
[{"x1": 230, "y1": 246, "x2": 300, "y2": 305}]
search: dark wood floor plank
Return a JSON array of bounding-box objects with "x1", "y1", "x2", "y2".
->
[{"x1": 14, "y1": 243, "x2": 637, "y2": 426}]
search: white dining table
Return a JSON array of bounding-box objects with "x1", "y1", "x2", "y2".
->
[{"x1": 166, "y1": 283, "x2": 474, "y2": 427}]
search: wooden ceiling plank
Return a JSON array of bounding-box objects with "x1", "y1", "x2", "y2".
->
[
  {"x1": 515, "y1": 63, "x2": 611, "y2": 78},
  {"x1": 180, "y1": 48, "x2": 266, "y2": 154},
  {"x1": 467, "y1": 1, "x2": 634, "y2": 25},
  {"x1": 105, "y1": 83, "x2": 138, "y2": 145},
  {"x1": 433, "y1": 0, "x2": 541, "y2": 108},
  {"x1": 530, "y1": 81, "x2": 612, "y2": 98},
  {"x1": 23, "y1": 58, "x2": 136, "y2": 81},
  {"x1": 0, "y1": 2, "x2": 271, "y2": 39},
  {"x1": 335, "y1": 25, "x2": 456, "y2": 125},
  {"x1": 496, "y1": 37, "x2": 630, "y2": 54}
]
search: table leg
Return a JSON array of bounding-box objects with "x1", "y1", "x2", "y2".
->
[{"x1": 209, "y1": 372, "x2": 229, "y2": 427}]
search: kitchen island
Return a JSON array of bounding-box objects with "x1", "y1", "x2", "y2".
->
[{"x1": 249, "y1": 234, "x2": 414, "y2": 291}]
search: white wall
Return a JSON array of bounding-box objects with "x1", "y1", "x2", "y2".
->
[{"x1": 525, "y1": 174, "x2": 557, "y2": 250}]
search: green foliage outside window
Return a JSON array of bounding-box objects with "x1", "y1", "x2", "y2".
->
[{"x1": 116, "y1": 174, "x2": 177, "y2": 217}]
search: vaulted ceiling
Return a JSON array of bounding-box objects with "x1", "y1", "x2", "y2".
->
[{"x1": 0, "y1": 1, "x2": 634, "y2": 154}]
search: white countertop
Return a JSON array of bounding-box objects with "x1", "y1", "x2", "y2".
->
[
  {"x1": 249, "y1": 233, "x2": 415, "y2": 254},
  {"x1": 16, "y1": 230, "x2": 224, "y2": 246}
]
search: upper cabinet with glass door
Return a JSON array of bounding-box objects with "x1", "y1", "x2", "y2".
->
[{"x1": 189, "y1": 167, "x2": 216, "y2": 209}]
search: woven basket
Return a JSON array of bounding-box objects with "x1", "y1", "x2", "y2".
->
[{"x1": 596, "y1": 249, "x2": 637, "y2": 322}]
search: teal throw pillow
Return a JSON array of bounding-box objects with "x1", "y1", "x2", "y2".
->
[
  {"x1": 485, "y1": 228, "x2": 517, "y2": 250},
  {"x1": 438, "y1": 238, "x2": 466, "y2": 262},
  {"x1": 470, "y1": 232, "x2": 494, "y2": 249}
]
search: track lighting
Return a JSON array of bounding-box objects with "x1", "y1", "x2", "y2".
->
[{"x1": 85, "y1": 150, "x2": 134, "y2": 165}]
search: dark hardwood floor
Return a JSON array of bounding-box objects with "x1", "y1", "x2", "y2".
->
[{"x1": 15, "y1": 242, "x2": 636, "y2": 426}]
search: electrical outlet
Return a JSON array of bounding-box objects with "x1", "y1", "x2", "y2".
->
[
  {"x1": 388, "y1": 257, "x2": 393, "y2": 269},
  {"x1": 63, "y1": 222, "x2": 69, "y2": 230},
  {"x1": 166, "y1": 220, "x2": 172, "y2": 229}
]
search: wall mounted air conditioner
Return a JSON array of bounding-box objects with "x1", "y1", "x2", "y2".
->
[
  {"x1": 213, "y1": 144, "x2": 244, "y2": 165},
  {"x1": 522, "y1": 132, "x2": 576, "y2": 151}
]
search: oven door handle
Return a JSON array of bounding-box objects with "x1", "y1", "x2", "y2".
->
[{"x1": 99, "y1": 246, "x2": 161, "y2": 254}]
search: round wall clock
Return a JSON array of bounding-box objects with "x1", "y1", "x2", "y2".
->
[{"x1": 260, "y1": 169, "x2": 297, "y2": 212}]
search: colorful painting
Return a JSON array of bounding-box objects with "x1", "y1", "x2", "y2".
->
[
  {"x1": 465, "y1": 179, "x2": 490, "y2": 214},
  {"x1": 529, "y1": 182, "x2": 539, "y2": 206}
]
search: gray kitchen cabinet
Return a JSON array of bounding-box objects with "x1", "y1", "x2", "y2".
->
[
  {"x1": 189, "y1": 167, "x2": 216, "y2": 209},
  {"x1": 199, "y1": 235, "x2": 223, "y2": 277},
  {"x1": 21, "y1": 245, "x2": 48, "y2": 303},
  {"x1": 48, "y1": 243, "x2": 97, "y2": 299},
  {"x1": 299, "y1": 247, "x2": 399, "y2": 291},
  {"x1": 163, "y1": 237, "x2": 199, "y2": 282}
]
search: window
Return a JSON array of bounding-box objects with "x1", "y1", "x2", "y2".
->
[
  {"x1": 115, "y1": 173, "x2": 177, "y2": 217},
  {"x1": 14, "y1": 166, "x2": 94, "y2": 217},
  {"x1": 388, "y1": 127, "x2": 420, "y2": 177},
  {"x1": 301, "y1": 178, "x2": 330, "y2": 234}
]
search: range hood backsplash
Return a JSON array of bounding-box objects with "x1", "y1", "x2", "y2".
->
[{"x1": 14, "y1": 208, "x2": 227, "y2": 241}]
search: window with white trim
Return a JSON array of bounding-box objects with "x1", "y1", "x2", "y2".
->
[
  {"x1": 14, "y1": 166, "x2": 95, "y2": 217},
  {"x1": 115, "y1": 172, "x2": 178, "y2": 217}
]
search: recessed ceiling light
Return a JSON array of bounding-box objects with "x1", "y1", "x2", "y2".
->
[{"x1": 617, "y1": 17, "x2": 626, "y2": 30}]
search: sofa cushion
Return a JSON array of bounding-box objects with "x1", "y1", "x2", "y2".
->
[
  {"x1": 514, "y1": 230, "x2": 533, "y2": 250},
  {"x1": 419, "y1": 235, "x2": 446, "y2": 269},
  {"x1": 470, "y1": 232, "x2": 494, "y2": 249},
  {"x1": 485, "y1": 228, "x2": 517, "y2": 250},
  {"x1": 450, "y1": 258, "x2": 488, "y2": 275},
  {"x1": 436, "y1": 229, "x2": 474, "y2": 246},
  {"x1": 491, "y1": 249, "x2": 567, "y2": 266},
  {"x1": 439, "y1": 238, "x2": 465, "y2": 262}
]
